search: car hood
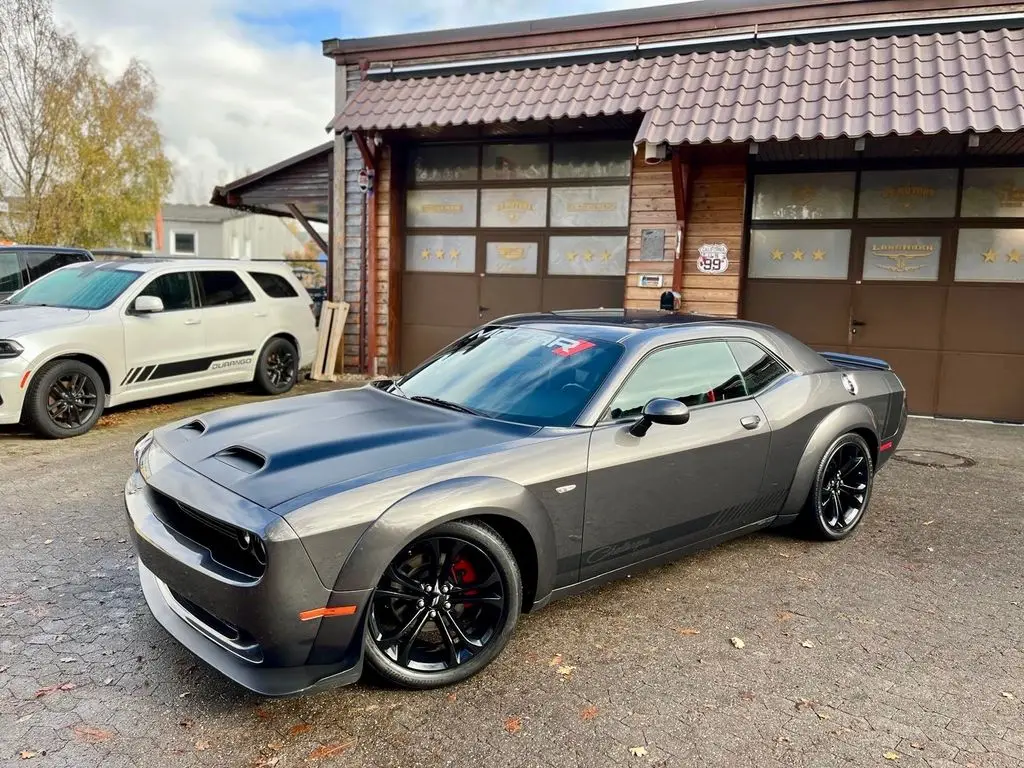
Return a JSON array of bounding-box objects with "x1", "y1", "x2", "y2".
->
[
  {"x1": 154, "y1": 386, "x2": 539, "y2": 510},
  {"x1": 0, "y1": 305, "x2": 92, "y2": 336}
]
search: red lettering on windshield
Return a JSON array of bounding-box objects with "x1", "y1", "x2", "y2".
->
[{"x1": 550, "y1": 339, "x2": 596, "y2": 357}]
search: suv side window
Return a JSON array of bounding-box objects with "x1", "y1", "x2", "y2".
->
[
  {"x1": 197, "y1": 270, "x2": 254, "y2": 307},
  {"x1": 21, "y1": 251, "x2": 84, "y2": 282},
  {"x1": 607, "y1": 341, "x2": 747, "y2": 420},
  {"x1": 250, "y1": 271, "x2": 298, "y2": 298},
  {"x1": 0, "y1": 252, "x2": 22, "y2": 294},
  {"x1": 139, "y1": 271, "x2": 195, "y2": 311},
  {"x1": 728, "y1": 340, "x2": 788, "y2": 396}
]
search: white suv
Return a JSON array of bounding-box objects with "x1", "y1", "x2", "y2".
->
[{"x1": 0, "y1": 259, "x2": 318, "y2": 438}]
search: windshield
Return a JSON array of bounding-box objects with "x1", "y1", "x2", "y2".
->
[
  {"x1": 397, "y1": 326, "x2": 623, "y2": 427},
  {"x1": 8, "y1": 265, "x2": 141, "y2": 309}
]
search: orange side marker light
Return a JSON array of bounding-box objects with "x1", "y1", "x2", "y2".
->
[
  {"x1": 19, "y1": 370, "x2": 31, "y2": 389},
  {"x1": 298, "y1": 605, "x2": 358, "y2": 621}
]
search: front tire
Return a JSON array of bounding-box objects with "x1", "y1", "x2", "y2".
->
[
  {"x1": 364, "y1": 520, "x2": 522, "y2": 689},
  {"x1": 253, "y1": 337, "x2": 298, "y2": 395},
  {"x1": 23, "y1": 359, "x2": 105, "y2": 438},
  {"x1": 800, "y1": 432, "x2": 874, "y2": 540}
]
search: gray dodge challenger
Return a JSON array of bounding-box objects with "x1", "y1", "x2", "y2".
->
[{"x1": 125, "y1": 310, "x2": 907, "y2": 696}]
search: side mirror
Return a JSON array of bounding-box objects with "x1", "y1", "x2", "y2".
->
[
  {"x1": 629, "y1": 398, "x2": 690, "y2": 437},
  {"x1": 134, "y1": 295, "x2": 164, "y2": 314}
]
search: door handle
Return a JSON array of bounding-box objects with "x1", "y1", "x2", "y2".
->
[
  {"x1": 184, "y1": 319, "x2": 201, "y2": 326},
  {"x1": 740, "y1": 415, "x2": 761, "y2": 430},
  {"x1": 479, "y1": 306, "x2": 489, "y2": 312}
]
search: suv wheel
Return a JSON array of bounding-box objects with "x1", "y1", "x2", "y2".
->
[
  {"x1": 23, "y1": 359, "x2": 106, "y2": 438},
  {"x1": 254, "y1": 337, "x2": 298, "y2": 395}
]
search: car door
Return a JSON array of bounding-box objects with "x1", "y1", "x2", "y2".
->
[
  {"x1": 580, "y1": 340, "x2": 771, "y2": 581},
  {"x1": 193, "y1": 270, "x2": 263, "y2": 379},
  {"x1": 120, "y1": 270, "x2": 206, "y2": 394},
  {"x1": 0, "y1": 251, "x2": 22, "y2": 300}
]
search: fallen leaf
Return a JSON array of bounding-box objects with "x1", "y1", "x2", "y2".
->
[
  {"x1": 446, "y1": 692, "x2": 457, "y2": 703},
  {"x1": 307, "y1": 739, "x2": 356, "y2": 760},
  {"x1": 795, "y1": 698, "x2": 816, "y2": 711},
  {"x1": 777, "y1": 611, "x2": 795, "y2": 622},
  {"x1": 816, "y1": 712, "x2": 831, "y2": 720},
  {"x1": 677, "y1": 628, "x2": 700, "y2": 636},
  {"x1": 103, "y1": 678, "x2": 113, "y2": 686},
  {"x1": 884, "y1": 751, "x2": 900, "y2": 760},
  {"x1": 255, "y1": 708, "x2": 271, "y2": 719},
  {"x1": 267, "y1": 742, "x2": 284, "y2": 751},
  {"x1": 556, "y1": 665, "x2": 576, "y2": 677},
  {"x1": 739, "y1": 691, "x2": 756, "y2": 702},
  {"x1": 44, "y1": 539, "x2": 53, "y2": 545},
  {"x1": 195, "y1": 741, "x2": 211, "y2": 751},
  {"x1": 1001, "y1": 691, "x2": 1015, "y2": 699},
  {"x1": 778, "y1": 553, "x2": 792, "y2": 558},
  {"x1": 548, "y1": 654, "x2": 563, "y2": 667},
  {"x1": 800, "y1": 640, "x2": 815, "y2": 648},
  {"x1": 629, "y1": 746, "x2": 648, "y2": 757},
  {"x1": 34, "y1": 682, "x2": 76, "y2": 697},
  {"x1": 910, "y1": 743, "x2": 925, "y2": 750},
  {"x1": 179, "y1": 691, "x2": 191, "y2": 698},
  {"x1": 251, "y1": 758, "x2": 280, "y2": 768},
  {"x1": 288, "y1": 723, "x2": 312, "y2": 737},
  {"x1": 179, "y1": 718, "x2": 194, "y2": 729},
  {"x1": 73, "y1": 726, "x2": 113, "y2": 744},
  {"x1": 730, "y1": 637, "x2": 745, "y2": 649},
  {"x1": 503, "y1": 716, "x2": 523, "y2": 734},
  {"x1": 19, "y1": 752, "x2": 38, "y2": 760},
  {"x1": 581, "y1": 705, "x2": 599, "y2": 720},
  {"x1": 923, "y1": 520, "x2": 935, "y2": 525}
]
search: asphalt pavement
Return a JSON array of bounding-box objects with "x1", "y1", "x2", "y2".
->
[{"x1": 1, "y1": 384, "x2": 1021, "y2": 768}]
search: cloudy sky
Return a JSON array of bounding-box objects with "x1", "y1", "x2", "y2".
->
[{"x1": 52, "y1": 0, "x2": 681, "y2": 203}]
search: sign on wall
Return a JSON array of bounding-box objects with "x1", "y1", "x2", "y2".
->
[
  {"x1": 549, "y1": 186, "x2": 630, "y2": 227},
  {"x1": 485, "y1": 242, "x2": 539, "y2": 275},
  {"x1": 696, "y1": 243, "x2": 730, "y2": 274},
  {"x1": 640, "y1": 229, "x2": 667, "y2": 261},
  {"x1": 406, "y1": 189, "x2": 478, "y2": 228},
  {"x1": 480, "y1": 188, "x2": 548, "y2": 228},
  {"x1": 857, "y1": 169, "x2": 958, "y2": 219},
  {"x1": 955, "y1": 228, "x2": 1024, "y2": 282},
  {"x1": 748, "y1": 229, "x2": 852, "y2": 280},
  {"x1": 405, "y1": 235, "x2": 477, "y2": 273},
  {"x1": 548, "y1": 235, "x2": 627, "y2": 276},
  {"x1": 862, "y1": 236, "x2": 942, "y2": 281}
]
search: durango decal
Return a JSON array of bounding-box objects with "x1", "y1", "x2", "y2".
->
[{"x1": 209, "y1": 357, "x2": 253, "y2": 371}]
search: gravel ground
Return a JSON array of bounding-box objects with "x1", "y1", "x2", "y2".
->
[{"x1": 1, "y1": 386, "x2": 1021, "y2": 768}]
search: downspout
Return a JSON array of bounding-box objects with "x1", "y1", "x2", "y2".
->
[
  {"x1": 353, "y1": 131, "x2": 378, "y2": 376},
  {"x1": 670, "y1": 147, "x2": 692, "y2": 293}
]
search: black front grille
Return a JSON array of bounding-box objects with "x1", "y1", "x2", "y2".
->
[
  {"x1": 148, "y1": 488, "x2": 267, "y2": 580},
  {"x1": 166, "y1": 586, "x2": 263, "y2": 663}
]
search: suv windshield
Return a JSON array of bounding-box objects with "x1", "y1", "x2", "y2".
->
[
  {"x1": 397, "y1": 326, "x2": 623, "y2": 427},
  {"x1": 7, "y1": 264, "x2": 141, "y2": 309}
]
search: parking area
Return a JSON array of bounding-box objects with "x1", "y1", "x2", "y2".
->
[{"x1": 1, "y1": 387, "x2": 1021, "y2": 768}]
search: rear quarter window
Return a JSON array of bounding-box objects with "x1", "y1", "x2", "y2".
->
[
  {"x1": 250, "y1": 272, "x2": 298, "y2": 298},
  {"x1": 728, "y1": 340, "x2": 789, "y2": 395}
]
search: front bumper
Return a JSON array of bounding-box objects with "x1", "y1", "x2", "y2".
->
[
  {"x1": 125, "y1": 453, "x2": 372, "y2": 697},
  {"x1": 0, "y1": 364, "x2": 27, "y2": 425}
]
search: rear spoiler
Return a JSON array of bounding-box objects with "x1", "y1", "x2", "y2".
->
[{"x1": 819, "y1": 351, "x2": 892, "y2": 372}]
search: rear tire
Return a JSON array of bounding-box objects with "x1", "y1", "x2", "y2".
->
[
  {"x1": 364, "y1": 520, "x2": 522, "y2": 689},
  {"x1": 23, "y1": 359, "x2": 106, "y2": 439},
  {"x1": 253, "y1": 337, "x2": 298, "y2": 395},
  {"x1": 799, "y1": 432, "x2": 874, "y2": 541}
]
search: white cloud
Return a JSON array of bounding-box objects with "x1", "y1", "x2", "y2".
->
[{"x1": 53, "y1": 0, "x2": 687, "y2": 203}]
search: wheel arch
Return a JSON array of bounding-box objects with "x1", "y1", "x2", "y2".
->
[
  {"x1": 330, "y1": 476, "x2": 557, "y2": 611},
  {"x1": 27, "y1": 351, "x2": 113, "y2": 398},
  {"x1": 780, "y1": 403, "x2": 879, "y2": 517}
]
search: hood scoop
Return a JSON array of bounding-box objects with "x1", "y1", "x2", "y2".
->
[
  {"x1": 213, "y1": 446, "x2": 266, "y2": 474},
  {"x1": 179, "y1": 420, "x2": 207, "y2": 438}
]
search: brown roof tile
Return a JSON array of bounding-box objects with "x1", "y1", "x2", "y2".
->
[{"x1": 330, "y1": 28, "x2": 1024, "y2": 145}]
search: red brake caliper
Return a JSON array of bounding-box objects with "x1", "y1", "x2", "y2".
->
[{"x1": 451, "y1": 557, "x2": 477, "y2": 596}]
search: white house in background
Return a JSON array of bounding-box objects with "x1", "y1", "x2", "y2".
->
[{"x1": 131, "y1": 204, "x2": 314, "y2": 261}]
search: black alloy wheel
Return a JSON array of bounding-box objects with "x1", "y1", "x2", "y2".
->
[
  {"x1": 364, "y1": 520, "x2": 521, "y2": 689},
  {"x1": 803, "y1": 432, "x2": 874, "y2": 540},
  {"x1": 23, "y1": 358, "x2": 107, "y2": 438},
  {"x1": 254, "y1": 337, "x2": 298, "y2": 395}
]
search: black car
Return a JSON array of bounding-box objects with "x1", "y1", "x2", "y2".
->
[
  {"x1": 0, "y1": 246, "x2": 94, "y2": 301},
  {"x1": 127, "y1": 311, "x2": 906, "y2": 696}
]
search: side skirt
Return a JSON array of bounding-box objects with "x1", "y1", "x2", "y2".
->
[{"x1": 534, "y1": 516, "x2": 778, "y2": 610}]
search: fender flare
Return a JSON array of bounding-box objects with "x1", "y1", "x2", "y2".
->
[
  {"x1": 330, "y1": 476, "x2": 558, "y2": 602},
  {"x1": 780, "y1": 403, "x2": 879, "y2": 516}
]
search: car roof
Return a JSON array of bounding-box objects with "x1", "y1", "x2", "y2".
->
[
  {"x1": 66, "y1": 258, "x2": 297, "y2": 274},
  {"x1": 495, "y1": 309, "x2": 768, "y2": 341}
]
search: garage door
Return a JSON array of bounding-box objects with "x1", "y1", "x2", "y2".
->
[
  {"x1": 744, "y1": 168, "x2": 1024, "y2": 422},
  {"x1": 400, "y1": 140, "x2": 631, "y2": 371}
]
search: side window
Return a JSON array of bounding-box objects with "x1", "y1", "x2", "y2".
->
[
  {"x1": 0, "y1": 252, "x2": 22, "y2": 293},
  {"x1": 250, "y1": 272, "x2": 298, "y2": 298},
  {"x1": 197, "y1": 270, "x2": 254, "y2": 307},
  {"x1": 22, "y1": 251, "x2": 79, "y2": 282},
  {"x1": 729, "y1": 340, "x2": 788, "y2": 395},
  {"x1": 139, "y1": 272, "x2": 195, "y2": 311},
  {"x1": 607, "y1": 341, "x2": 747, "y2": 420}
]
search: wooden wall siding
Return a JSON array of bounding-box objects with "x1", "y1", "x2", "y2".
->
[
  {"x1": 625, "y1": 153, "x2": 676, "y2": 309},
  {"x1": 374, "y1": 146, "x2": 392, "y2": 373},
  {"x1": 341, "y1": 63, "x2": 365, "y2": 371},
  {"x1": 680, "y1": 162, "x2": 746, "y2": 316}
]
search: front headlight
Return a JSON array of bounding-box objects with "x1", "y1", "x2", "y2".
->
[
  {"x1": 133, "y1": 431, "x2": 154, "y2": 466},
  {"x1": 0, "y1": 340, "x2": 23, "y2": 359}
]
